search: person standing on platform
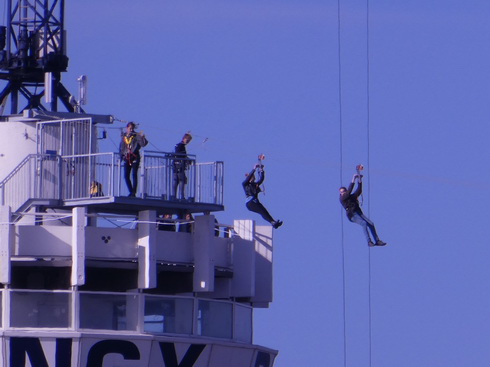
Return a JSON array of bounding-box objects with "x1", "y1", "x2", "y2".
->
[
  {"x1": 172, "y1": 133, "x2": 193, "y2": 200},
  {"x1": 119, "y1": 122, "x2": 148, "y2": 197}
]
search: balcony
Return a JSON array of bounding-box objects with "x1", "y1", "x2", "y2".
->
[{"x1": 0, "y1": 151, "x2": 224, "y2": 216}]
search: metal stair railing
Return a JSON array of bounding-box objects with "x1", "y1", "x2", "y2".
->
[
  {"x1": 0, "y1": 153, "x2": 62, "y2": 213},
  {"x1": 0, "y1": 154, "x2": 36, "y2": 213}
]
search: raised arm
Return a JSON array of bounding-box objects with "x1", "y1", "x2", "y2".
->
[
  {"x1": 352, "y1": 178, "x2": 362, "y2": 198},
  {"x1": 255, "y1": 166, "x2": 265, "y2": 186},
  {"x1": 242, "y1": 168, "x2": 256, "y2": 186}
]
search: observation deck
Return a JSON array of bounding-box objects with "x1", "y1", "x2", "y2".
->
[
  {"x1": 0, "y1": 114, "x2": 277, "y2": 366},
  {"x1": 0, "y1": 150, "x2": 224, "y2": 218}
]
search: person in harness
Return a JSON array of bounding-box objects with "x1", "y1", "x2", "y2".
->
[
  {"x1": 119, "y1": 122, "x2": 148, "y2": 197},
  {"x1": 172, "y1": 133, "x2": 193, "y2": 200},
  {"x1": 339, "y1": 171, "x2": 386, "y2": 247},
  {"x1": 243, "y1": 162, "x2": 283, "y2": 229}
]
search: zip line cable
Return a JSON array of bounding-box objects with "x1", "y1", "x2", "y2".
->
[
  {"x1": 337, "y1": 0, "x2": 374, "y2": 364},
  {"x1": 366, "y1": 0, "x2": 373, "y2": 364},
  {"x1": 336, "y1": 0, "x2": 348, "y2": 364}
]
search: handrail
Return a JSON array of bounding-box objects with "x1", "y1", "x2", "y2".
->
[
  {"x1": 0, "y1": 154, "x2": 33, "y2": 185},
  {"x1": 0, "y1": 154, "x2": 61, "y2": 213},
  {"x1": 0, "y1": 151, "x2": 224, "y2": 213}
]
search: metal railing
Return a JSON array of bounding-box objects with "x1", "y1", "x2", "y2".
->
[
  {"x1": 0, "y1": 151, "x2": 224, "y2": 212},
  {"x1": 0, "y1": 154, "x2": 62, "y2": 212},
  {"x1": 142, "y1": 151, "x2": 197, "y2": 200},
  {"x1": 62, "y1": 152, "x2": 118, "y2": 199}
]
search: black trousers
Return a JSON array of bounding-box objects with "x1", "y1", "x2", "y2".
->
[
  {"x1": 246, "y1": 198, "x2": 274, "y2": 224},
  {"x1": 123, "y1": 159, "x2": 139, "y2": 195},
  {"x1": 172, "y1": 169, "x2": 187, "y2": 199}
]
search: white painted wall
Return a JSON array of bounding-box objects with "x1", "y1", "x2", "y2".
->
[{"x1": 0, "y1": 119, "x2": 38, "y2": 181}]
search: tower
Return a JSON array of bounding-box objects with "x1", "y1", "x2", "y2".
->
[
  {"x1": 0, "y1": 2, "x2": 278, "y2": 365},
  {"x1": 0, "y1": 0, "x2": 77, "y2": 114}
]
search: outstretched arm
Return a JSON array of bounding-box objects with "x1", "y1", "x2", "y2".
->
[
  {"x1": 352, "y1": 180, "x2": 362, "y2": 197},
  {"x1": 343, "y1": 174, "x2": 357, "y2": 194},
  {"x1": 255, "y1": 166, "x2": 265, "y2": 186}
]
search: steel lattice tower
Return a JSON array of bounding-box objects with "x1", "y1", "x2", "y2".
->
[{"x1": 0, "y1": 0, "x2": 77, "y2": 114}]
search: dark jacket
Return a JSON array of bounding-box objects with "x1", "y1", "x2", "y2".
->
[
  {"x1": 243, "y1": 168, "x2": 265, "y2": 199},
  {"x1": 173, "y1": 142, "x2": 190, "y2": 171},
  {"x1": 119, "y1": 132, "x2": 148, "y2": 163},
  {"x1": 340, "y1": 181, "x2": 363, "y2": 219}
]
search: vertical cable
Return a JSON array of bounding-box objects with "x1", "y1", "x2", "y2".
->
[
  {"x1": 366, "y1": 0, "x2": 373, "y2": 365},
  {"x1": 337, "y1": 0, "x2": 347, "y2": 365},
  {"x1": 338, "y1": 0, "x2": 374, "y2": 365}
]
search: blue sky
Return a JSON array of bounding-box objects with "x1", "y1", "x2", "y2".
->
[{"x1": 6, "y1": 0, "x2": 490, "y2": 365}]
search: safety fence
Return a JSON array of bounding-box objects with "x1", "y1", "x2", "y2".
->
[{"x1": 0, "y1": 151, "x2": 224, "y2": 212}]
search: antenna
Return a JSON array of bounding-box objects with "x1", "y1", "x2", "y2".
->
[
  {"x1": 75, "y1": 75, "x2": 88, "y2": 113},
  {"x1": 78, "y1": 75, "x2": 88, "y2": 106},
  {"x1": 44, "y1": 72, "x2": 53, "y2": 104}
]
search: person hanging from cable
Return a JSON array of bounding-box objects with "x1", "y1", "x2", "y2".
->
[
  {"x1": 243, "y1": 155, "x2": 283, "y2": 229},
  {"x1": 119, "y1": 121, "x2": 148, "y2": 197},
  {"x1": 339, "y1": 165, "x2": 386, "y2": 247},
  {"x1": 171, "y1": 132, "x2": 193, "y2": 200}
]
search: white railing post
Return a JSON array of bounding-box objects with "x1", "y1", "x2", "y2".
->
[
  {"x1": 2, "y1": 288, "x2": 9, "y2": 330},
  {"x1": 58, "y1": 155, "x2": 63, "y2": 200},
  {"x1": 72, "y1": 288, "x2": 79, "y2": 331},
  {"x1": 140, "y1": 151, "x2": 146, "y2": 197}
]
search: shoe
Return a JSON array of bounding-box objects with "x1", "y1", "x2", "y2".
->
[
  {"x1": 375, "y1": 240, "x2": 387, "y2": 246},
  {"x1": 273, "y1": 220, "x2": 283, "y2": 229},
  {"x1": 368, "y1": 241, "x2": 375, "y2": 247}
]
